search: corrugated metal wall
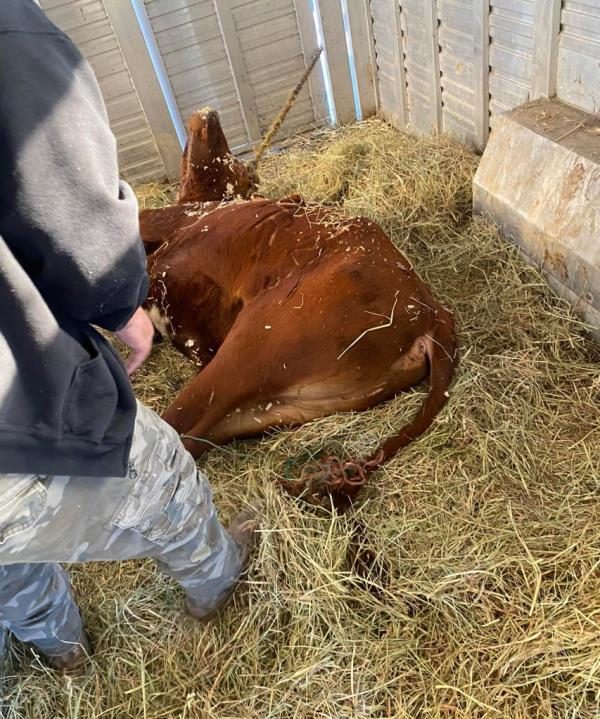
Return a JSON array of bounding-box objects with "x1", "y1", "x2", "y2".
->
[
  {"x1": 38, "y1": 0, "x2": 378, "y2": 181},
  {"x1": 143, "y1": 0, "x2": 318, "y2": 151},
  {"x1": 557, "y1": 0, "x2": 600, "y2": 113},
  {"x1": 39, "y1": 0, "x2": 364, "y2": 181},
  {"x1": 40, "y1": 0, "x2": 167, "y2": 183},
  {"x1": 488, "y1": 0, "x2": 534, "y2": 123},
  {"x1": 232, "y1": 0, "x2": 315, "y2": 138},
  {"x1": 37, "y1": 0, "x2": 600, "y2": 179},
  {"x1": 438, "y1": 0, "x2": 476, "y2": 143},
  {"x1": 143, "y1": 0, "x2": 249, "y2": 148},
  {"x1": 370, "y1": 0, "x2": 406, "y2": 127},
  {"x1": 370, "y1": 0, "x2": 600, "y2": 149}
]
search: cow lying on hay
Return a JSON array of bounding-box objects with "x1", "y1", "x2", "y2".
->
[{"x1": 140, "y1": 109, "x2": 458, "y2": 509}]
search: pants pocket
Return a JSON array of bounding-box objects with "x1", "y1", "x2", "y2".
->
[
  {"x1": 112, "y1": 424, "x2": 209, "y2": 546},
  {"x1": 0, "y1": 476, "x2": 47, "y2": 546}
]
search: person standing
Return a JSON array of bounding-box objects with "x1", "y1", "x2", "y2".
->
[{"x1": 0, "y1": 0, "x2": 254, "y2": 670}]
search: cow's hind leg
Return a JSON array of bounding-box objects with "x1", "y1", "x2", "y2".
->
[
  {"x1": 161, "y1": 313, "x2": 321, "y2": 457},
  {"x1": 161, "y1": 292, "x2": 429, "y2": 468}
]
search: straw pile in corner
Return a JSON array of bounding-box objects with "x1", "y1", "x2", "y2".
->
[{"x1": 3, "y1": 119, "x2": 599, "y2": 719}]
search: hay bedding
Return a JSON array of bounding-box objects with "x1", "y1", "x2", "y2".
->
[{"x1": 3, "y1": 119, "x2": 600, "y2": 718}]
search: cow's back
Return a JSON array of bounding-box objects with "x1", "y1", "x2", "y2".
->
[{"x1": 148, "y1": 198, "x2": 422, "y2": 307}]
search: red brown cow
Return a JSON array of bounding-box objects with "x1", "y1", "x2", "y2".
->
[{"x1": 140, "y1": 111, "x2": 457, "y2": 508}]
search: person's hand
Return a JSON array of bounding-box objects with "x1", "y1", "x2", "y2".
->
[{"x1": 115, "y1": 307, "x2": 154, "y2": 375}]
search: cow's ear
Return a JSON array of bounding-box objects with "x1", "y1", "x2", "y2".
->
[
  {"x1": 205, "y1": 110, "x2": 220, "y2": 132},
  {"x1": 205, "y1": 111, "x2": 229, "y2": 148}
]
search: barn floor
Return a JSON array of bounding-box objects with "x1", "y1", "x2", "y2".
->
[{"x1": 3, "y1": 119, "x2": 600, "y2": 718}]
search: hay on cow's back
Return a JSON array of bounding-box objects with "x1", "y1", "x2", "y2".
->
[{"x1": 3, "y1": 118, "x2": 600, "y2": 719}]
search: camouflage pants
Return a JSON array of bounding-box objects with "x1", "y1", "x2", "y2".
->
[{"x1": 0, "y1": 402, "x2": 242, "y2": 661}]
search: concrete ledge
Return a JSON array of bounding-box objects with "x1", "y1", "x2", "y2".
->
[{"x1": 473, "y1": 98, "x2": 600, "y2": 338}]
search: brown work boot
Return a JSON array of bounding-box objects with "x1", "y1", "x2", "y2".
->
[
  {"x1": 45, "y1": 632, "x2": 91, "y2": 671},
  {"x1": 186, "y1": 508, "x2": 257, "y2": 622}
]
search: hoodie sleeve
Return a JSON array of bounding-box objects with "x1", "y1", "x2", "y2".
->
[{"x1": 0, "y1": 23, "x2": 149, "y2": 332}]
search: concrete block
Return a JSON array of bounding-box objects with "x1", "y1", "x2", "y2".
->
[{"x1": 473, "y1": 98, "x2": 600, "y2": 337}]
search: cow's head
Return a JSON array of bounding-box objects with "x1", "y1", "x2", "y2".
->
[{"x1": 178, "y1": 108, "x2": 257, "y2": 204}]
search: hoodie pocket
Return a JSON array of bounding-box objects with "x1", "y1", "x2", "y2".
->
[{"x1": 63, "y1": 351, "x2": 119, "y2": 442}]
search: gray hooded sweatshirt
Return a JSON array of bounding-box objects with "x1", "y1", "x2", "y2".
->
[{"x1": 0, "y1": 0, "x2": 149, "y2": 477}]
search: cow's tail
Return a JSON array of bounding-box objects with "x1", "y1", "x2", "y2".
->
[
  {"x1": 368, "y1": 316, "x2": 457, "y2": 467},
  {"x1": 281, "y1": 315, "x2": 458, "y2": 510}
]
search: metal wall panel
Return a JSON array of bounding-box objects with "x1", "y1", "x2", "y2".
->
[
  {"x1": 370, "y1": 0, "x2": 449, "y2": 136},
  {"x1": 370, "y1": 0, "x2": 408, "y2": 127},
  {"x1": 488, "y1": 0, "x2": 535, "y2": 124},
  {"x1": 143, "y1": 0, "x2": 323, "y2": 151},
  {"x1": 40, "y1": 0, "x2": 168, "y2": 183},
  {"x1": 557, "y1": 0, "x2": 600, "y2": 113},
  {"x1": 39, "y1": 0, "x2": 369, "y2": 179},
  {"x1": 231, "y1": 0, "x2": 317, "y2": 138},
  {"x1": 143, "y1": 0, "x2": 249, "y2": 149},
  {"x1": 438, "y1": 0, "x2": 477, "y2": 144},
  {"x1": 371, "y1": 0, "x2": 600, "y2": 148},
  {"x1": 370, "y1": 0, "x2": 440, "y2": 135},
  {"x1": 401, "y1": 0, "x2": 441, "y2": 133}
]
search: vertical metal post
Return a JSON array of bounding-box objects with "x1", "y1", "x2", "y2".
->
[
  {"x1": 533, "y1": 0, "x2": 562, "y2": 99},
  {"x1": 345, "y1": 0, "x2": 379, "y2": 118},
  {"x1": 213, "y1": 0, "x2": 263, "y2": 144},
  {"x1": 473, "y1": 0, "x2": 490, "y2": 149},
  {"x1": 314, "y1": 0, "x2": 357, "y2": 125},
  {"x1": 425, "y1": 0, "x2": 443, "y2": 132},
  {"x1": 103, "y1": 0, "x2": 183, "y2": 179},
  {"x1": 387, "y1": 0, "x2": 409, "y2": 127},
  {"x1": 293, "y1": 0, "x2": 331, "y2": 125}
]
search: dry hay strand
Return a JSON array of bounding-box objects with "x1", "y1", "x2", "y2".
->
[
  {"x1": 258, "y1": 117, "x2": 479, "y2": 246},
  {"x1": 3, "y1": 119, "x2": 600, "y2": 719}
]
